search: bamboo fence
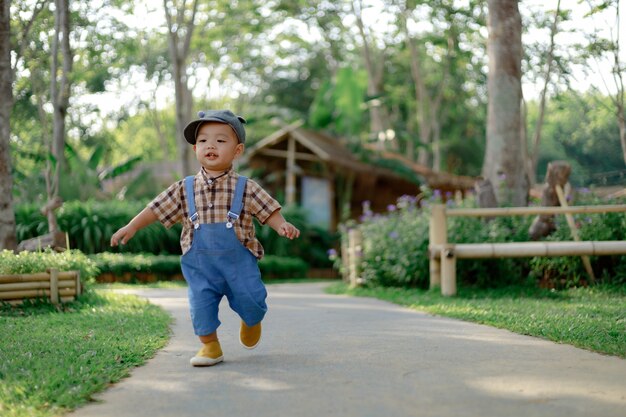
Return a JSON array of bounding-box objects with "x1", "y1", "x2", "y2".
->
[
  {"x1": 0, "y1": 269, "x2": 81, "y2": 305},
  {"x1": 429, "y1": 203, "x2": 626, "y2": 296}
]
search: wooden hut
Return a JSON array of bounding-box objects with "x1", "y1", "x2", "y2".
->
[{"x1": 243, "y1": 122, "x2": 423, "y2": 230}]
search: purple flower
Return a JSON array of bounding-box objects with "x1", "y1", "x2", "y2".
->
[
  {"x1": 387, "y1": 204, "x2": 397, "y2": 212},
  {"x1": 434, "y1": 189, "x2": 442, "y2": 198},
  {"x1": 445, "y1": 191, "x2": 453, "y2": 198},
  {"x1": 388, "y1": 231, "x2": 399, "y2": 239},
  {"x1": 327, "y1": 248, "x2": 338, "y2": 257}
]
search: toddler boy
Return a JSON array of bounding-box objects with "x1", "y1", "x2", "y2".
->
[{"x1": 110, "y1": 110, "x2": 300, "y2": 366}]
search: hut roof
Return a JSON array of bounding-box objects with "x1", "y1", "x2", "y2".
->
[{"x1": 244, "y1": 121, "x2": 418, "y2": 182}]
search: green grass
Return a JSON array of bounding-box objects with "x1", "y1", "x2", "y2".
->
[
  {"x1": 326, "y1": 283, "x2": 626, "y2": 358},
  {"x1": 0, "y1": 291, "x2": 171, "y2": 417}
]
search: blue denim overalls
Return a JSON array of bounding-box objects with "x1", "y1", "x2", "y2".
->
[{"x1": 180, "y1": 175, "x2": 268, "y2": 336}]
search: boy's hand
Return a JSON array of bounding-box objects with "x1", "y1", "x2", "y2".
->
[
  {"x1": 110, "y1": 226, "x2": 137, "y2": 246},
  {"x1": 279, "y1": 222, "x2": 300, "y2": 240}
]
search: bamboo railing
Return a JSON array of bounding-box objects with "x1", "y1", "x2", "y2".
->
[
  {"x1": 0, "y1": 269, "x2": 81, "y2": 305},
  {"x1": 429, "y1": 204, "x2": 626, "y2": 296}
]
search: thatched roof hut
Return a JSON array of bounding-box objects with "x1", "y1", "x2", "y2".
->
[{"x1": 243, "y1": 122, "x2": 422, "y2": 230}]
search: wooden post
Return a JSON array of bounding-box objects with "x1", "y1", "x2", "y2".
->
[
  {"x1": 341, "y1": 235, "x2": 350, "y2": 283},
  {"x1": 441, "y1": 245, "x2": 457, "y2": 296},
  {"x1": 286, "y1": 136, "x2": 296, "y2": 206},
  {"x1": 555, "y1": 184, "x2": 596, "y2": 283},
  {"x1": 529, "y1": 161, "x2": 571, "y2": 240},
  {"x1": 348, "y1": 228, "x2": 363, "y2": 287},
  {"x1": 429, "y1": 204, "x2": 447, "y2": 289},
  {"x1": 75, "y1": 271, "x2": 81, "y2": 296},
  {"x1": 49, "y1": 269, "x2": 59, "y2": 304}
]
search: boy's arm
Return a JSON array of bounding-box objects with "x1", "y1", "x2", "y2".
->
[
  {"x1": 110, "y1": 207, "x2": 158, "y2": 246},
  {"x1": 265, "y1": 210, "x2": 300, "y2": 240}
]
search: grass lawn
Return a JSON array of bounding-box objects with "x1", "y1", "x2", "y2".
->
[
  {"x1": 0, "y1": 291, "x2": 171, "y2": 417},
  {"x1": 326, "y1": 282, "x2": 626, "y2": 358},
  {"x1": 0, "y1": 277, "x2": 330, "y2": 417}
]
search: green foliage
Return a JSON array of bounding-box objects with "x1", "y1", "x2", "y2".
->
[
  {"x1": 0, "y1": 291, "x2": 170, "y2": 417},
  {"x1": 345, "y1": 191, "x2": 626, "y2": 289},
  {"x1": 529, "y1": 193, "x2": 626, "y2": 287},
  {"x1": 15, "y1": 201, "x2": 182, "y2": 255},
  {"x1": 531, "y1": 92, "x2": 624, "y2": 185},
  {"x1": 0, "y1": 250, "x2": 99, "y2": 285},
  {"x1": 357, "y1": 197, "x2": 430, "y2": 288},
  {"x1": 90, "y1": 253, "x2": 182, "y2": 277},
  {"x1": 16, "y1": 202, "x2": 334, "y2": 268},
  {"x1": 254, "y1": 205, "x2": 336, "y2": 268},
  {"x1": 308, "y1": 67, "x2": 368, "y2": 137},
  {"x1": 89, "y1": 252, "x2": 308, "y2": 280},
  {"x1": 259, "y1": 255, "x2": 309, "y2": 278}
]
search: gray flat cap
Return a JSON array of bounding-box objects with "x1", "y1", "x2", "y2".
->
[{"x1": 183, "y1": 110, "x2": 247, "y2": 144}]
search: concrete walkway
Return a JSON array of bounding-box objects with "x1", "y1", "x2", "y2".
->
[{"x1": 70, "y1": 283, "x2": 626, "y2": 417}]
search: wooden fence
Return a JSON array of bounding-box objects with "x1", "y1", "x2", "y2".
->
[
  {"x1": 0, "y1": 269, "x2": 82, "y2": 305},
  {"x1": 429, "y1": 204, "x2": 626, "y2": 296}
]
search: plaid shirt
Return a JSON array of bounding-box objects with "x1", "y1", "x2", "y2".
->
[{"x1": 147, "y1": 168, "x2": 281, "y2": 258}]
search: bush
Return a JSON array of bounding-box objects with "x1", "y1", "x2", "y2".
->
[
  {"x1": 357, "y1": 198, "x2": 430, "y2": 288},
  {"x1": 0, "y1": 249, "x2": 99, "y2": 285},
  {"x1": 15, "y1": 200, "x2": 182, "y2": 255},
  {"x1": 90, "y1": 253, "x2": 182, "y2": 277},
  {"x1": 89, "y1": 252, "x2": 308, "y2": 281},
  {"x1": 259, "y1": 255, "x2": 309, "y2": 278},
  {"x1": 255, "y1": 205, "x2": 337, "y2": 268},
  {"x1": 16, "y1": 202, "x2": 336, "y2": 269},
  {"x1": 529, "y1": 193, "x2": 626, "y2": 287},
  {"x1": 344, "y1": 191, "x2": 626, "y2": 289}
]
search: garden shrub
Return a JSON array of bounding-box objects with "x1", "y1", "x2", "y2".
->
[
  {"x1": 89, "y1": 253, "x2": 309, "y2": 281},
  {"x1": 344, "y1": 191, "x2": 626, "y2": 289},
  {"x1": 0, "y1": 249, "x2": 99, "y2": 284},
  {"x1": 16, "y1": 202, "x2": 335, "y2": 268},
  {"x1": 15, "y1": 201, "x2": 182, "y2": 255},
  {"x1": 529, "y1": 193, "x2": 626, "y2": 287}
]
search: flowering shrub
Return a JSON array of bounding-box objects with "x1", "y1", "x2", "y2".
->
[
  {"x1": 358, "y1": 196, "x2": 430, "y2": 287},
  {"x1": 339, "y1": 189, "x2": 626, "y2": 289},
  {"x1": 529, "y1": 192, "x2": 626, "y2": 287}
]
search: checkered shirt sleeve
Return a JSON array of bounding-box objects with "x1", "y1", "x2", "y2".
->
[{"x1": 147, "y1": 180, "x2": 185, "y2": 229}]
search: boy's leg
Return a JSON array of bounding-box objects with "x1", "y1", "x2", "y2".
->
[
  {"x1": 199, "y1": 332, "x2": 218, "y2": 344},
  {"x1": 191, "y1": 331, "x2": 223, "y2": 367}
]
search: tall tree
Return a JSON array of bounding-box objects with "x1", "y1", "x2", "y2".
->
[
  {"x1": 483, "y1": 0, "x2": 528, "y2": 206},
  {"x1": 0, "y1": 0, "x2": 17, "y2": 250},
  {"x1": 582, "y1": 0, "x2": 626, "y2": 166},
  {"x1": 526, "y1": 0, "x2": 562, "y2": 185},
  {"x1": 350, "y1": 0, "x2": 392, "y2": 146},
  {"x1": 46, "y1": 0, "x2": 72, "y2": 233},
  {"x1": 163, "y1": 0, "x2": 199, "y2": 176}
]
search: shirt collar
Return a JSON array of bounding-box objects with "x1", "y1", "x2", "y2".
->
[{"x1": 200, "y1": 166, "x2": 233, "y2": 186}]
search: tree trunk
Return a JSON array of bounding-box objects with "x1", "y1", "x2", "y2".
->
[
  {"x1": 483, "y1": 0, "x2": 528, "y2": 207},
  {"x1": 164, "y1": 0, "x2": 199, "y2": 177},
  {"x1": 528, "y1": 161, "x2": 571, "y2": 240},
  {"x1": 618, "y1": 104, "x2": 626, "y2": 165},
  {"x1": 47, "y1": 0, "x2": 72, "y2": 233},
  {"x1": 352, "y1": 0, "x2": 390, "y2": 147},
  {"x1": 0, "y1": 0, "x2": 17, "y2": 251},
  {"x1": 528, "y1": 0, "x2": 561, "y2": 185}
]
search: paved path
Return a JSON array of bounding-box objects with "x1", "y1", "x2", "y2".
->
[{"x1": 70, "y1": 283, "x2": 626, "y2": 417}]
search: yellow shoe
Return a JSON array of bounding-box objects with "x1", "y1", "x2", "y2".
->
[
  {"x1": 240, "y1": 321, "x2": 262, "y2": 349},
  {"x1": 190, "y1": 341, "x2": 223, "y2": 367}
]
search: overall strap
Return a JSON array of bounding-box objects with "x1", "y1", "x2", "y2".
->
[
  {"x1": 227, "y1": 176, "x2": 248, "y2": 227},
  {"x1": 184, "y1": 175, "x2": 200, "y2": 229}
]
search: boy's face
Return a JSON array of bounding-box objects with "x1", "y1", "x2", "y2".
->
[{"x1": 193, "y1": 122, "x2": 244, "y2": 174}]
